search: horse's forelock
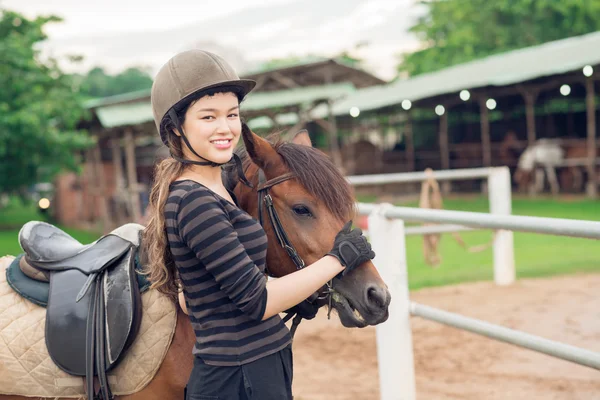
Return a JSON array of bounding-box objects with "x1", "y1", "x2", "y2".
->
[{"x1": 233, "y1": 139, "x2": 355, "y2": 221}]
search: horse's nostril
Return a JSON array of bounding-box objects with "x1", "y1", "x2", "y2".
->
[{"x1": 366, "y1": 285, "x2": 389, "y2": 311}]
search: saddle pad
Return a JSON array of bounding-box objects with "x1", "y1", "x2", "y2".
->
[{"x1": 0, "y1": 256, "x2": 178, "y2": 398}]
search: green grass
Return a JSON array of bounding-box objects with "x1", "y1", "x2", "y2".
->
[
  {"x1": 1, "y1": 194, "x2": 598, "y2": 290},
  {"x1": 0, "y1": 198, "x2": 99, "y2": 256}
]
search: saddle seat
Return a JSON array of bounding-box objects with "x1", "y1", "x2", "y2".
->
[{"x1": 16, "y1": 221, "x2": 146, "y2": 400}]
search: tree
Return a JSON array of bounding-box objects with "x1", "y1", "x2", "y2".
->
[
  {"x1": 398, "y1": 0, "x2": 600, "y2": 76},
  {"x1": 0, "y1": 9, "x2": 94, "y2": 197},
  {"x1": 77, "y1": 66, "x2": 153, "y2": 99}
]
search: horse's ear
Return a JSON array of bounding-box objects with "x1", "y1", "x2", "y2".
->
[
  {"x1": 291, "y1": 129, "x2": 312, "y2": 147},
  {"x1": 241, "y1": 122, "x2": 281, "y2": 170}
]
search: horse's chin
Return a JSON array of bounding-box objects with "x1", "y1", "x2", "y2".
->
[{"x1": 331, "y1": 292, "x2": 388, "y2": 328}]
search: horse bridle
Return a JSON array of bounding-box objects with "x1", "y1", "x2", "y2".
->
[{"x1": 256, "y1": 169, "x2": 333, "y2": 336}]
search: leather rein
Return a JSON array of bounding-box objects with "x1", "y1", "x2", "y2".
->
[{"x1": 256, "y1": 169, "x2": 333, "y2": 337}]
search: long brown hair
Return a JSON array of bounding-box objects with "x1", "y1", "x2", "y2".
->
[
  {"x1": 141, "y1": 87, "x2": 244, "y2": 302},
  {"x1": 141, "y1": 126, "x2": 186, "y2": 302}
]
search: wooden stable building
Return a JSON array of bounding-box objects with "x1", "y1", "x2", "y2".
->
[
  {"x1": 53, "y1": 33, "x2": 600, "y2": 231},
  {"x1": 329, "y1": 31, "x2": 600, "y2": 197},
  {"x1": 54, "y1": 58, "x2": 384, "y2": 230}
]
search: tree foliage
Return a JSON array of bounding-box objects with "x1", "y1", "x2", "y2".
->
[
  {"x1": 77, "y1": 66, "x2": 154, "y2": 99},
  {"x1": 0, "y1": 9, "x2": 94, "y2": 195},
  {"x1": 399, "y1": 0, "x2": 600, "y2": 76}
]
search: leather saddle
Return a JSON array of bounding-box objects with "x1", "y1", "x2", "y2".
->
[{"x1": 16, "y1": 221, "x2": 146, "y2": 400}]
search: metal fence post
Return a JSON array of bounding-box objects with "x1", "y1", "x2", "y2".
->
[
  {"x1": 488, "y1": 167, "x2": 515, "y2": 285},
  {"x1": 369, "y1": 204, "x2": 417, "y2": 400}
]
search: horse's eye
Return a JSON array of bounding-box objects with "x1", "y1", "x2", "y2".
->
[{"x1": 292, "y1": 205, "x2": 313, "y2": 218}]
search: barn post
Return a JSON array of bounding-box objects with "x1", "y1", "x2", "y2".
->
[
  {"x1": 521, "y1": 89, "x2": 538, "y2": 146},
  {"x1": 405, "y1": 112, "x2": 415, "y2": 172},
  {"x1": 478, "y1": 97, "x2": 492, "y2": 193},
  {"x1": 585, "y1": 77, "x2": 597, "y2": 199},
  {"x1": 111, "y1": 136, "x2": 127, "y2": 225},
  {"x1": 479, "y1": 98, "x2": 492, "y2": 167},
  {"x1": 439, "y1": 109, "x2": 450, "y2": 194},
  {"x1": 324, "y1": 65, "x2": 343, "y2": 170},
  {"x1": 327, "y1": 99, "x2": 343, "y2": 170},
  {"x1": 91, "y1": 143, "x2": 111, "y2": 233},
  {"x1": 83, "y1": 149, "x2": 96, "y2": 222},
  {"x1": 369, "y1": 204, "x2": 417, "y2": 400},
  {"x1": 124, "y1": 128, "x2": 142, "y2": 222}
]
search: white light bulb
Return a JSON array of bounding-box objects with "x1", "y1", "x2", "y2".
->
[
  {"x1": 459, "y1": 90, "x2": 470, "y2": 101},
  {"x1": 435, "y1": 105, "x2": 445, "y2": 116},
  {"x1": 560, "y1": 84, "x2": 571, "y2": 96},
  {"x1": 486, "y1": 98, "x2": 497, "y2": 110},
  {"x1": 583, "y1": 65, "x2": 594, "y2": 77},
  {"x1": 350, "y1": 107, "x2": 360, "y2": 118},
  {"x1": 401, "y1": 100, "x2": 412, "y2": 110}
]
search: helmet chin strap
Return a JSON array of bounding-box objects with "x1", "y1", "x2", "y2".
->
[{"x1": 168, "y1": 108, "x2": 253, "y2": 188}]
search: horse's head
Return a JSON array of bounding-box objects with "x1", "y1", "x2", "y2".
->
[
  {"x1": 514, "y1": 147, "x2": 535, "y2": 192},
  {"x1": 229, "y1": 125, "x2": 390, "y2": 327}
]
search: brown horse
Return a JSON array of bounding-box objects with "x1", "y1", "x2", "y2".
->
[{"x1": 0, "y1": 127, "x2": 390, "y2": 399}]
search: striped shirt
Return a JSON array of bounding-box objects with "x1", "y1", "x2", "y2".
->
[{"x1": 165, "y1": 180, "x2": 291, "y2": 366}]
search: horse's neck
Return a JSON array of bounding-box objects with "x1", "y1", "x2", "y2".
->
[
  {"x1": 519, "y1": 142, "x2": 564, "y2": 170},
  {"x1": 518, "y1": 148, "x2": 536, "y2": 170}
]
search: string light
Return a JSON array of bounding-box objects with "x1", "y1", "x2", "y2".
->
[
  {"x1": 560, "y1": 84, "x2": 571, "y2": 96},
  {"x1": 349, "y1": 107, "x2": 360, "y2": 118},
  {"x1": 486, "y1": 98, "x2": 497, "y2": 110},
  {"x1": 459, "y1": 90, "x2": 470, "y2": 101},
  {"x1": 401, "y1": 100, "x2": 412, "y2": 110},
  {"x1": 435, "y1": 105, "x2": 445, "y2": 116},
  {"x1": 583, "y1": 65, "x2": 594, "y2": 77}
]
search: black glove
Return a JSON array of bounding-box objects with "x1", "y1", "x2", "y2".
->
[
  {"x1": 284, "y1": 299, "x2": 319, "y2": 320},
  {"x1": 326, "y1": 221, "x2": 375, "y2": 276}
]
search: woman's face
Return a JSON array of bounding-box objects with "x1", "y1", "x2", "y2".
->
[{"x1": 178, "y1": 92, "x2": 241, "y2": 164}]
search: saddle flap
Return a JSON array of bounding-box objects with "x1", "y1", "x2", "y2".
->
[
  {"x1": 104, "y1": 248, "x2": 140, "y2": 366},
  {"x1": 46, "y1": 268, "x2": 96, "y2": 375}
]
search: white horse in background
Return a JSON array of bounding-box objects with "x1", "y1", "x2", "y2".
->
[{"x1": 515, "y1": 139, "x2": 565, "y2": 195}]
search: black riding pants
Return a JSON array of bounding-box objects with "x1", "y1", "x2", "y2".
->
[{"x1": 184, "y1": 345, "x2": 293, "y2": 400}]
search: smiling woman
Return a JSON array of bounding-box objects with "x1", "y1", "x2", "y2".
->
[
  {"x1": 140, "y1": 49, "x2": 380, "y2": 400},
  {"x1": 175, "y1": 92, "x2": 243, "y2": 165}
]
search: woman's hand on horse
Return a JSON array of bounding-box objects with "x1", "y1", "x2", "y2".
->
[
  {"x1": 326, "y1": 221, "x2": 376, "y2": 276},
  {"x1": 261, "y1": 222, "x2": 374, "y2": 321}
]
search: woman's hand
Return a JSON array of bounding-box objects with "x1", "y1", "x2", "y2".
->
[{"x1": 326, "y1": 221, "x2": 376, "y2": 276}]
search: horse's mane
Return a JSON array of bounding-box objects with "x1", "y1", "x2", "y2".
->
[{"x1": 225, "y1": 133, "x2": 355, "y2": 221}]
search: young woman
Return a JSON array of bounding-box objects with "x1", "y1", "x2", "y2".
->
[{"x1": 142, "y1": 49, "x2": 375, "y2": 400}]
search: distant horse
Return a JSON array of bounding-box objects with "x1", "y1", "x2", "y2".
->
[
  {"x1": 515, "y1": 139, "x2": 600, "y2": 194},
  {"x1": 0, "y1": 127, "x2": 391, "y2": 400},
  {"x1": 514, "y1": 139, "x2": 564, "y2": 195},
  {"x1": 558, "y1": 141, "x2": 600, "y2": 192}
]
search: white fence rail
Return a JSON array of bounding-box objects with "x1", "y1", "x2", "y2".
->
[
  {"x1": 363, "y1": 203, "x2": 600, "y2": 400},
  {"x1": 347, "y1": 167, "x2": 600, "y2": 399}
]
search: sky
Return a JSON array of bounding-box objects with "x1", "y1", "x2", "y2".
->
[{"x1": 1, "y1": 0, "x2": 424, "y2": 81}]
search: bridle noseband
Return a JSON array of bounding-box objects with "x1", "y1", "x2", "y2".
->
[{"x1": 256, "y1": 169, "x2": 333, "y2": 337}]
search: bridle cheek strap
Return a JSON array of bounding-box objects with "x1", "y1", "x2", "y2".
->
[{"x1": 256, "y1": 169, "x2": 334, "y2": 337}]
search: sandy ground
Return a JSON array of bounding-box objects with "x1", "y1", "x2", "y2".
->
[{"x1": 291, "y1": 273, "x2": 600, "y2": 400}]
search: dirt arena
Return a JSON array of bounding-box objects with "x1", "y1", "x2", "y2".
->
[{"x1": 291, "y1": 273, "x2": 600, "y2": 400}]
